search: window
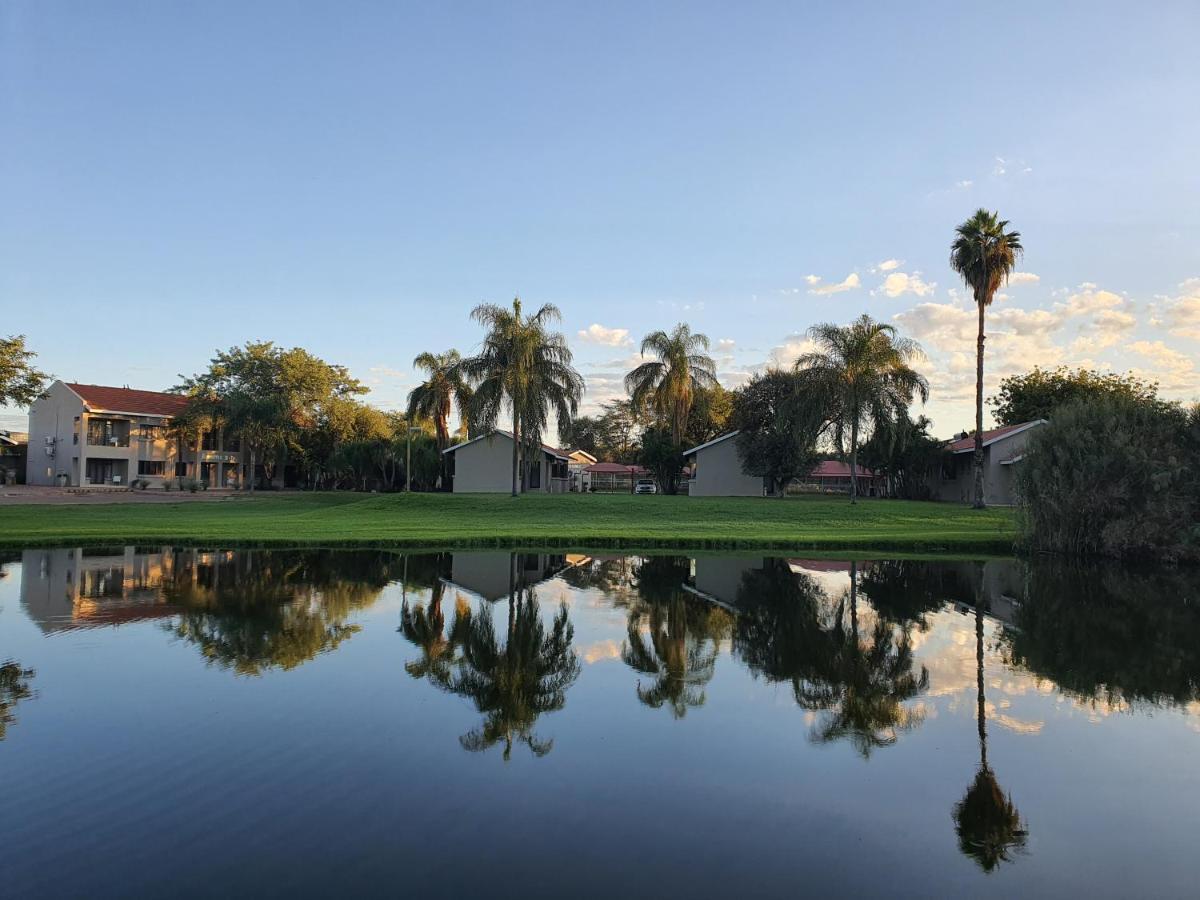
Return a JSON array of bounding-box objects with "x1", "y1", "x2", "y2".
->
[
  {"x1": 175, "y1": 462, "x2": 188, "y2": 477},
  {"x1": 201, "y1": 431, "x2": 219, "y2": 451},
  {"x1": 138, "y1": 460, "x2": 165, "y2": 476},
  {"x1": 142, "y1": 424, "x2": 167, "y2": 441},
  {"x1": 87, "y1": 419, "x2": 130, "y2": 447},
  {"x1": 528, "y1": 459, "x2": 541, "y2": 489}
]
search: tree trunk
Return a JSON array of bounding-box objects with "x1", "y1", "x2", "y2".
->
[
  {"x1": 248, "y1": 447, "x2": 256, "y2": 493},
  {"x1": 511, "y1": 413, "x2": 520, "y2": 497},
  {"x1": 974, "y1": 564, "x2": 988, "y2": 771},
  {"x1": 973, "y1": 298, "x2": 987, "y2": 509},
  {"x1": 849, "y1": 417, "x2": 860, "y2": 505}
]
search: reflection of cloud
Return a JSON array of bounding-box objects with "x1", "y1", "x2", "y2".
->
[{"x1": 582, "y1": 639, "x2": 622, "y2": 664}]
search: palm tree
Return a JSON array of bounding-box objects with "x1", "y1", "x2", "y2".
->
[
  {"x1": 458, "y1": 298, "x2": 584, "y2": 497},
  {"x1": 407, "y1": 350, "x2": 472, "y2": 488},
  {"x1": 950, "y1": 209, "x2": 1024, "y2": 508},
  {"x1": 953, "y1": 569, "x2": 1028, "y2": 870},
  {"x1": 625, "y1": 323, "x2": 718, "y2": 446},
  {"x1": 795, "y1": 315, "x2": 929, "y2": 503}
]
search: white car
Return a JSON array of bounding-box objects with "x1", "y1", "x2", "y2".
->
[{"x1": 634, "y1": 478, "x2": 657, "y2": 495}]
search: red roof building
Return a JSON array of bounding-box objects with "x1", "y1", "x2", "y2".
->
[{"x1": 65, "y1": 383, "x2": 191, "y2": 417}]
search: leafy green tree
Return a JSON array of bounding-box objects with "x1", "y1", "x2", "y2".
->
[
  {"x1": 638, "y1": 425, "x2": 685, "y2": 495},
  {"x1": 990, "y1": 366, "x2": 1161, "y2": 426},
  {"x1": 0, "y1": 661, "x2": 35, "y2": 741},
  {"x1": 950, "y1": 209, "x2": 1024, "y2": 508},
  {"x1": 407, "y1": 350, "x2": 472, "y2": 487},
  {"x1": 625, "y1": 323, "x2": 718, "y2": 446},
  {"x1": 857, "y1": 411, "x2": 943, "y2": 499},
  {"x1": 684, "y1": 383, "x2": 734, "y2": 448},
  {"x1": 595, "y1": 399, "x2": 644, "y2": 461},
  {"x1": 795, "y1": 315, "x2": 929, "y2": 503},
  {"x1": 731, "y1": 369, "x2": 824, "y2": 496},
  {"x1": 0, "y1": 335, "x2": 49, "y2": 407},
  {"x1": 458, "y1": 298, "x2": 584, "y2": 496},
  {"x1": 1014, "y1": 395, "x2": 1199, "y2": 561}
]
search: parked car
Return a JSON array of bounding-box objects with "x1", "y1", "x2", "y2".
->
[{"x1": 634, "y1": 478, "x2": 657, "y2": 495}]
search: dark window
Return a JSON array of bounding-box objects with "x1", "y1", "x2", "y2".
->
[
  {"x1": 87, "y1": 419, "x2": 130, "y2": 447},
  {"x1": 142, "y1": 424, "x2": 167, "y2": 441},
  {"x1": 201, "y1": 431, "x2": 219, "y2": 450},
  {"x1": 138, "y1": 460, "x2": 165, "y2": 476},
  {"x1": 175, "y1": 461, "x2": 188, "y2": 477},
  {"x1": 528, "y1": 460, "x2": 541, "y2": 488}
]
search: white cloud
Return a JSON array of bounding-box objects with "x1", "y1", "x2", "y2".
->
[
  {"x1": 577, "y1": 323, "x2": 632, "y2": 347},
  {"x1": 955, "y1": 180, "x2": 974, "y2": 189},
  {"x1": 1154, "y1": 277, "x2": 1200, "y2": 340},
  {"x1": 876, "y1": 259, "x2": 902, "y2": 272},
  {"x1": 808, "y1": 272, "x2": 861, "y2": 296},
  {"x1": 877, "y1": 271, "x2": 936, "y2": 298},
  {"x1": 717, "y1": 338, "x2": 736, "y2": 351},
  {"x1": 804, "y1": 274, "x2": 822, "y2": 285},
  {"x1": 1127, "y1": 341, "x2": 1199, "y2": 397},
  {"x1": 1007, "y1": 272, "x2": 1040, "y2": 286},
  {"x1": 768, "y1": 335, "x2": 818, "y2": 369},
  {"x1": 1059, "y1": 285, "x2": 1126, "y2": 317}
]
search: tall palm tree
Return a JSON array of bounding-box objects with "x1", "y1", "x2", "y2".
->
[
  {"x1": 458, "y1": 298, "x2": 584, "y2": 497},
  {"x1": 950, "y1": 209, "x2": 1024, "y2": 508},
  {"x1": 953, "y1": 568, "x2": 1028, "y2": 870},
  {"x1": 795, "y1": 315, "x2": 929, "y2": 503},
  {"x1": 407, "y1": 350, "x2": 472, "y2": 488},
  {"x1": 625, "y1": 323, "x2": 718, "y2": 446}
]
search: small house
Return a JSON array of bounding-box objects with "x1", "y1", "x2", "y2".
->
[
  {"x1": 443, "y1": 430, "x2": 570, "y2": 494},
  {"x1": 683, "y1": 432, "x2": 765, "y2": 497},
  {"x1": 934, "y1": 420, "x2": 1047, "y2": 506}
]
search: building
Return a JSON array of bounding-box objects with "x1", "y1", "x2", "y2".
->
[
  {"x1": 795, "y1": 460, "x2": 883, "y2": 496},
  {"x1": 934, "y1": 420, "x2": 1047, "y2": 506},
  {"x1": 583, "y1": 461, "x2": 651, "y2": 493},
  {"x1": 443, "y1": 430, "x2": 570, "y2": 493},
  {"x1": 0, "y1": 430, "x2": 28, "y2": 485},
  {"x1": 683, "y1": 431, "x2": 765, "y2": 497},
  {"x1": 25, "y1": 381, "x2": 247, "y2": 488},
  {"x1": 566, "y1": 448, "x2": 597, "y2": 492}
]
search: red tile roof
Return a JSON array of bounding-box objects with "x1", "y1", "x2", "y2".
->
[
  {"x1": 585, "y1": 462, "x2": 649, "y2": 475},
  {"x1": 66, "y1": 383, "x2": 191, "y2": 417},
  {"x1": 946, "y1": 420, "x2": 1044, "y2": 453},
  {"x1": 808, "y1": 460, "x2": 877, "y2": 478}
]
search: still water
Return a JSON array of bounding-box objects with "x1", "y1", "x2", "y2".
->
[{"x1": 1, "y1": 547, "x2": 1198, "y2": 898}]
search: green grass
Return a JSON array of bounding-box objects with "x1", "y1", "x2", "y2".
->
[{"x1": 0, "y1": 492, "x2": 1017, "y2": 553}]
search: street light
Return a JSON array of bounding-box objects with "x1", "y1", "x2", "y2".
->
[{"x1": 405, "y1": 425, "x2": 421, "y2": 492}]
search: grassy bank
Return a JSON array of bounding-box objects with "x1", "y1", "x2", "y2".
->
[{"x1": 0, "y1": 492, "x2": 1016, "y2": 553}]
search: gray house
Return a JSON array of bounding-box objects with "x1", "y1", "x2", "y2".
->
[
  {"x1": 683, "y1": 431, "x2": 765, "y2": 497},
  {"x1": 444, "y1": 430, "x2": 570, "y2": 494},
  {"x1": 934, "y1": 419, "x2": 1047, "y2": 506}
]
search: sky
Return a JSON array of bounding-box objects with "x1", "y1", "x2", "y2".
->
[{"x1": 3, "y1": 1, "x2": 1198, "y2": 435}]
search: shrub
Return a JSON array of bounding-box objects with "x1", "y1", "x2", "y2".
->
[{"x1": 1014, "y1": 396, "x2": 1199, "y2": 562}]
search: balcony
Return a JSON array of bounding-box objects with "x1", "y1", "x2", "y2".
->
[{"x1": 87, "y1": 419, "x2": 131, "y2": 448}]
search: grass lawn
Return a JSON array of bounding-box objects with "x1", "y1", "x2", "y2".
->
[{"x1": 0, "y1": 492, "x2": 1017, "y2": 553}]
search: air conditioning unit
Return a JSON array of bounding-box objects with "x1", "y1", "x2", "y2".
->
[{"x1": 45, "y1": 436, "x2": 55, "y2": 445}]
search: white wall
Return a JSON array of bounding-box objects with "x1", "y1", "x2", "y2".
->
[
  {"x1": 451, "y1": 434, "x2": 520, "y2": 493},
  {"x1": 689, "y1": 437, "x2": 764, "y2": 497},
  {"x1": 25, "y1": 381, "x2": 84, "y2": 485}
]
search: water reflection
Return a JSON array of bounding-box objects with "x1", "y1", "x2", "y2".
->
[
  {"x1": 954, "y1": 578, "x2": 1029, "y2": 871},
  {"x1": 623, "y1": 557, "x2": 732, "y2": 718},
  {"x1": 0, "y1": 660, "x2": 35, "y2": 740}
]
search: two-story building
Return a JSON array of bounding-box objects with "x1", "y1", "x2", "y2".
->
[{"x1": 25, "y1": 381, "x2": 246, "y2": 488}]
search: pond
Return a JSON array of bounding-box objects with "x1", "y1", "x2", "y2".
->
[{"x1": 1, "y1": 547, "x2": 1198, "y2": 898}]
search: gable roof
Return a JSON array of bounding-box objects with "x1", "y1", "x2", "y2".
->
[
  {"x1": 567, "y1": 449, "x2": 598, "y2": 463},
  {"x1": 947, "y1": 420, "x2": 1047, "y2": 454},
  {"x1": 442, "y1": 430, "x2": 569, "y2": 460},
  {"x1": 808, "y1": 460, "x2": 877, "y2": 478},
  {"x1": 65, "y1": 383, "x2": 191, "y2": 418},
  {"x1": 683, "y1": 431, "x2": 740, "y2": 457}
]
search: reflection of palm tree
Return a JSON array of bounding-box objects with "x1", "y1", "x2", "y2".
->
[
  {"x1": 444, "y1": 586, "x2": 580, "y2": 760},
  {"x1": 623, "y1": 594, "x2": 722, "y2": 718},
  {"x1": 796, "y1": 561, "x2": 929, "y2": 757},
  {"x1": 620, "y1": 556, "x2": 731, "y2": 719},
  {"x1": 953, "y1": 584, "x2": 1028, "y2": 871},
  {"x1": 399, "y1": 579, "x2": 469, "y2": 683},
  {"x1": 0, "y1": 661, "x2": 35, "y2": 740}
]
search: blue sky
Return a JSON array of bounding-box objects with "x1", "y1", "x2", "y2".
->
[{"x1": 3, "y1": 1, "x2": 1198, "y2": 433}]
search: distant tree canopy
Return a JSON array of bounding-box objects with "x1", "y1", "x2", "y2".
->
[
  {"x1": 858, "y1": 412, "x2": 943, "y2": 500},
  {"x1": 990, "y1": 366, "x2": 1161, "y2": 426},
  {"x1": 0, "y1": 335, "x2": 50, "y2": 407},
  {"x1": 1014, "y1": 395, "x2": 1200, "y2": 562},
  {"x1": 731, "y1": 370, "x2": 823, "y2": 496}
]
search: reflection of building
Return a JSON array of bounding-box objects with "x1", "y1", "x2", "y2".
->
[
  {"x1": 444, "y1": 552, "x2": 571, "y2": 602},
  {"x1": 25, "y1": 381, "x2": 249, "y2": 488},
  {"x1": 684, "y1": 556, "x2": 768, "y2": 609},
  {"x1": 443, "y1": 431, "x2": 570, "y2": 494},
  {"x1": 17, "y1": 547, "x2": 196, "y2": 632},
  {"x1": 934, "y1": 420, "x2": 1047, "y2": 506}
]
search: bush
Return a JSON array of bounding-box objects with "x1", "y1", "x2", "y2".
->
[{"x1": 1014, "y1": 396, "x2": 1200, "y2": 562}]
